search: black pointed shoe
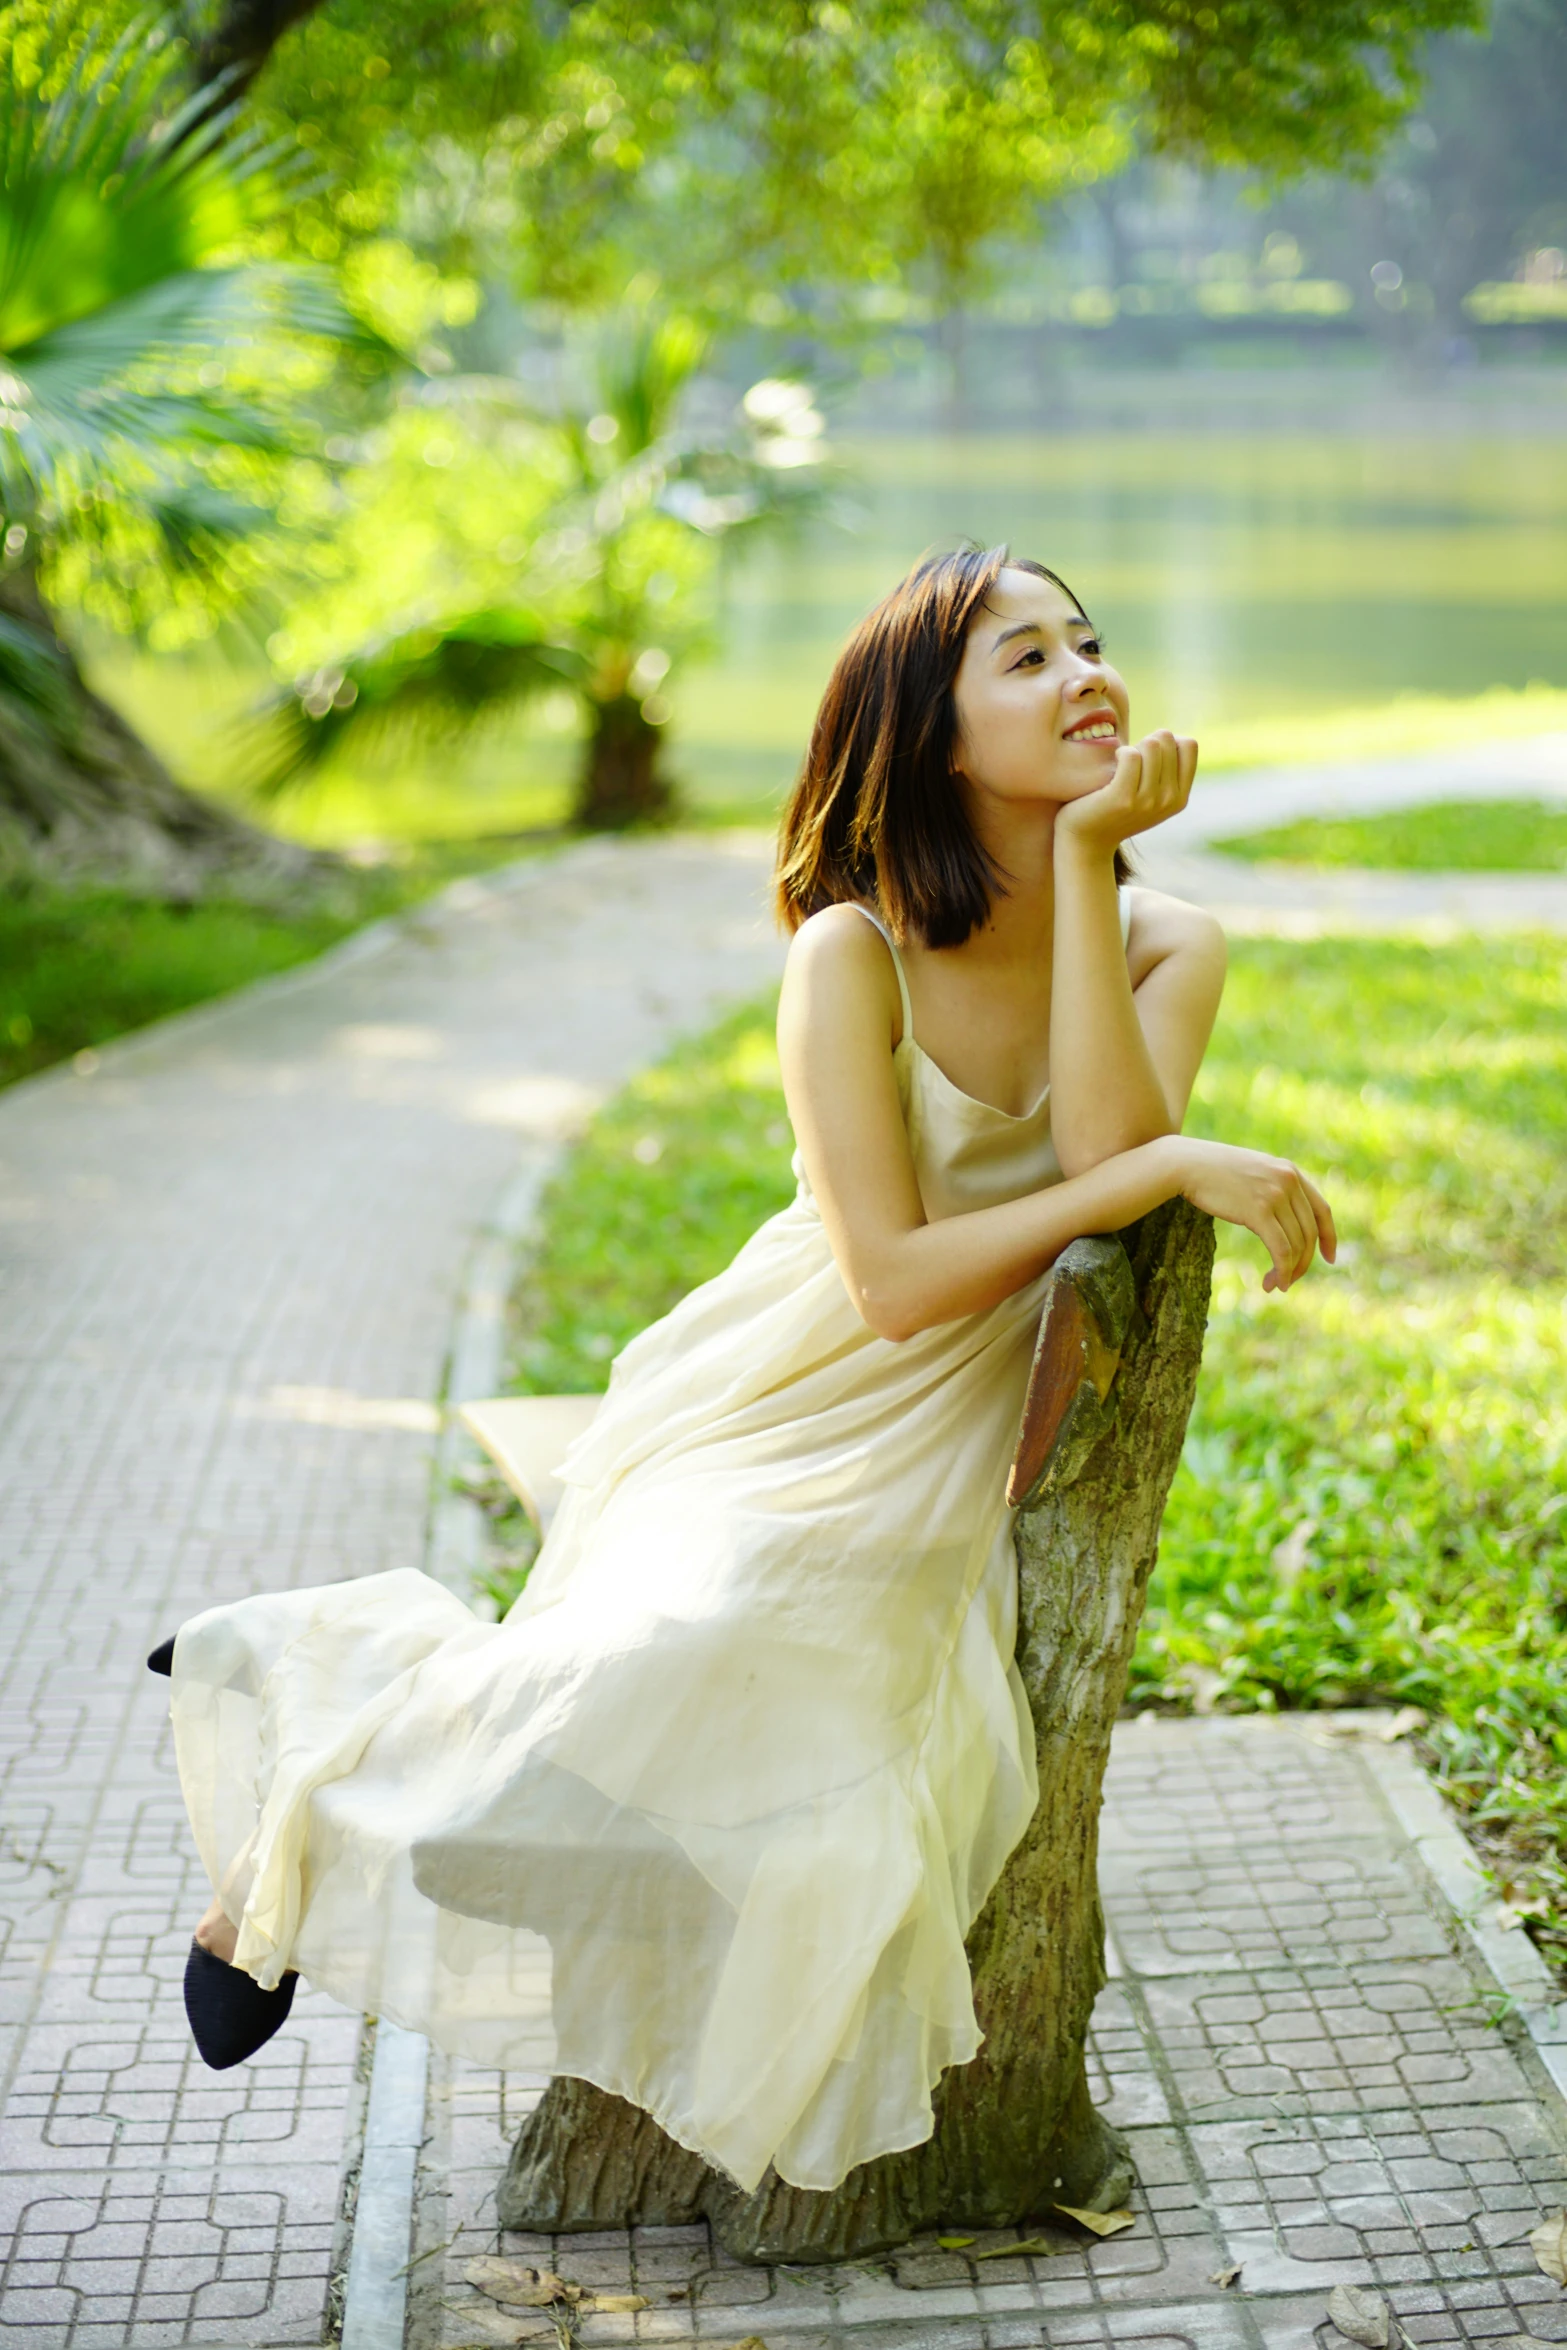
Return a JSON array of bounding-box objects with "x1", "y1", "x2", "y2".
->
[
  {"x1": 147, "y1": 1636, "x2": 175, "y2": 1676},
  {"x1": 184, "y1": 1939, "x2": 297, "y2": 2070}
]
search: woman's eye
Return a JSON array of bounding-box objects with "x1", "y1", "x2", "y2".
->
[{"x1": 1013, "y1": 648, "x2": 1045, "y2": 669}]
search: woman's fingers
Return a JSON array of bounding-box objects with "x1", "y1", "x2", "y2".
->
[
  {"x1": 1252, "y1": 1168, "x2": 1320, "y2": 1291},
  {"x1": 1282, "y1": 1184, "x2": 1319, "y2": 1282},
  {"x1": 1176, "y1": 734, "x2": 1199, "y2": 797},
  {"x1": 1131, "y1": 730, "x2": 1197, "y2": 818},
  {"x1": 1302, "y1": 1171, "x2": 1338, "y2": 1263},
  {"x1": 1257, "y1": 1211, "x2": 1293, "y2": 1292}
]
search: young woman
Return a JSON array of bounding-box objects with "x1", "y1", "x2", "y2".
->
[{"x1": 155, "y1": 547, "x2": 1333, "y2": 2199}]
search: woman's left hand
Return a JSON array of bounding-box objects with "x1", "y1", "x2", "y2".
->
[{"x1": 1055, "y1": 729, "x2": 1198, "y2": 856}]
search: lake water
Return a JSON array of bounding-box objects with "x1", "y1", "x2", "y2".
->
[
  {"x1": 104, "y1": 408, "x2": 1567, "y2": 840},
  {"x1": 673, "y1": 427, "x2": 1567, "y2": 818}
]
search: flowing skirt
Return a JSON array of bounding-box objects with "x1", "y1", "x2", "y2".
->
[{"x1": 170, "y1": 1196, "x2": 1045, "y2": 2193}]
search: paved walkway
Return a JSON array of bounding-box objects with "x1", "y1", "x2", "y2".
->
[
  {"x1": 422, "y1": 1715, "x2": 1567, "y2": 2350},
  {"x1": 3, "y1": 742, "x2": 1566, "y2": 2349},
  {"x1": 0, "y1": 837, "x2": 787, "y2": 2347}
]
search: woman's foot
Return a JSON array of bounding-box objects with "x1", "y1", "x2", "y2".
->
[
  {"x1": 195, "y1": 1895, "x2": 238, "y2": 1964},
  {"x1": 184, "y1": 1898, "x2": 296, "y2": 2070}
]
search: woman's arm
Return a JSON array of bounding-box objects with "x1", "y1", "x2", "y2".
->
[
  {"x1": 1048, "y1": 732, "x2": 1224, "y2": 1175},
  {"x1": 778, "y1": 908, "x2": 1333, "y2": 1341}
]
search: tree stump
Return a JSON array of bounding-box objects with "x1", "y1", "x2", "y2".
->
[{"x1": 498, "y1": 1197, "x2": 1215, "y2": 2262}]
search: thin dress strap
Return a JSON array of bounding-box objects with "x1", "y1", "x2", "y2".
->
[{"x1": 849, "y1": 903, "x2": 914, "y2": 1046}]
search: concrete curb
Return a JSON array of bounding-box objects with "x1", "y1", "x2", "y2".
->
[
  {"x1": 1359, "y1": 1729, "x2": 1567, "y2": 2106},
  {"x1": 336, "y1": 1152, "x2": 560, "y2": 2349}
]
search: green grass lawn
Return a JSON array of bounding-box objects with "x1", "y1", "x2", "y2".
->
[
  {"x1": 504, "y1": 934, "x2": 1567, "y2": 1975},
  {"x1": 1214, "y1": 797, "x2": 1567, "y2": 872},
  {"x1": 0, "y1": 839, "x2": 545, "y2": 1093}
]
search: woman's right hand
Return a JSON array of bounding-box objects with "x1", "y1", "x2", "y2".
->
[{"x1": 1164, "y1": 1136, "x2": 1337, "y2": 1292}]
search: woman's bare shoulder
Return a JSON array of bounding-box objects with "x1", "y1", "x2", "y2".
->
[
  {"x1": 1124, "y1": 883, "x2": 1226, "y2": 978},
  {"x1": 780, "y1": 904, "x2": 903, "y2": 1034}
]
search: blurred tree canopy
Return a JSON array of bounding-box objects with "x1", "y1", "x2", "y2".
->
[
  {"x1": 234, "y1": 0, "x2": 1484, "y2": 316},
  {"x1": 1254, "y1": 0, "x2": 1567, "y2": 344},
  {"x1": 2, "y1": 0, "x2": 1485, "y2": 876}
]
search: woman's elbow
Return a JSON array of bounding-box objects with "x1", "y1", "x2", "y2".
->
[
  {"x1": 845, "y1": 1265, "x2": 927, "y2": 1343},
  {"x1": 853, "y1": 1289, "x2": 923, "y2": 1343},
  {"x1": 1055, "y1": 1111, "x2": 1176, "y2": 1183}
]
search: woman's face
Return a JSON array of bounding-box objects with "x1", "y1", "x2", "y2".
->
[{"x1": 950, "y1": 566, "x2": 1129, "y2": 812}]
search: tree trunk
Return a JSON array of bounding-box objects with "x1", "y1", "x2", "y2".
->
[
  {"x1": 0, "y1": 570, "x2": 328, "y2": 899},
  {"x1": 188, "y1": 0, "x2": 330, "y2": 109},
  {"x1": 499, "y1": 1198, "x2": 1216, "y2": 2262},
  {"x1": 575, "y1": 693, "x2": 676, "y2": 830}
]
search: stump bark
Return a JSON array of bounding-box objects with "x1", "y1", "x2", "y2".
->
[{"x1": 498, "y1": 1198, "x2": 1215, "y2": 2262}]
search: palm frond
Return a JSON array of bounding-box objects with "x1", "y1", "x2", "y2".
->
[
  {"x1": 244, "y1": 610, "x2": 586, "y2": 796},
  {"x1": 586, "y1": 308, "x2": 711, "y2": 458},
  {"x1": 1, "y1": 270, "x2": 297, "y2": 511},
  {"x1": 0, "y1": 9, "x2": 315, "y2": 355}
]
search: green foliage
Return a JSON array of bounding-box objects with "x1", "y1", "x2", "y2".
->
[
  {"x1": 1139, "y1": 934, "x2": 1567, "y2": 1960},
  {"x1": 248, "y1": 299, "x2": 826, "y2": 820},
  {"x1": 502, "y1": 933, "x2": 1567, "y2": 1965},
  {"x1": 1062, "y1": 0, "x2": 1482, "y2": 179},
  {"x1": 254, "y1": 608, "x2": 585, "y2": 793},
  {"x1": 249, "y1": 0, "x2": 1483, "y2": 316},
  {"x1": 0, "y1": 5, "x2": 371, "y2": 654},
  {"x1": 1215, "y1": 798, "x2": 1567, "y2": 872}
]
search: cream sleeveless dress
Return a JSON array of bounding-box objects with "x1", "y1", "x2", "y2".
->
[{"x1": 168, "y1": 894, "x2": 1132, "y2": 2196}]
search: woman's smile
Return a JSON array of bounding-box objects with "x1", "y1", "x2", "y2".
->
[{"x1": 1062, "y1": 711, "x2": 1120, "y2": 744}]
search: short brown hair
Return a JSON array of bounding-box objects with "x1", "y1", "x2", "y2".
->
[{"x1": 774, "y1": 545, "x2": 1127, "y2": 948}]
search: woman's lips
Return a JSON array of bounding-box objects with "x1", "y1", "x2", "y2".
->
[{"x1": 1062, "y1": 717, "x2": 1119, "y2": 743}]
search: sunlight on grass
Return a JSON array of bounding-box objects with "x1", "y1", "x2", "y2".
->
[
  {"x1": 1213, "y1": 795, "x2": 1567, "y2": 870},
  {"x1": 504, "y1": 932, "x2": 1567, "y2": 1968}
]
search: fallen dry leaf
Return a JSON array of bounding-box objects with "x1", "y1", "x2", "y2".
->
[
  {"x1": 1271, "y1": 1519, "x2": 1317, "y2": 1586},
  {"x1": 1530, "y1": 2209, "x2": 1567, "y2": 2286},
  {"x1": 1053, "y1": 2203, "x2": 1136, "y2": 2238},
  {"x1": 936, "y1": 2234, "x2": 976, "y2": 2249},
  {"x1": 1327, "y1": 2282, "x2": 1391, "y2": 2348},
  {"x1": 1381, "y1": 1705, "x2": 1427, "y2": 1742},
  {"x1": 1210, "y1": 2264, "x2": 1242, "y2": 2288},
  {"x1": 465, "y1": 2258, "x2": 582, "y2": 2309},
  {"x1": 1179, "y1": 1663, "x2": 1225, "y2": 1716},
  {"x1": 584, "y1": 2293, "x2": 649, "y2": 2314}
]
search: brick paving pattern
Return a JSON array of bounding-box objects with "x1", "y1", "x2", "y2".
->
[
  {"x1": 0, "y1": 838, "x2": 785, "y2": 2349},
  {"x1": 419, "y1": 1718, "x2": 1567, "y2": 2350}
]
